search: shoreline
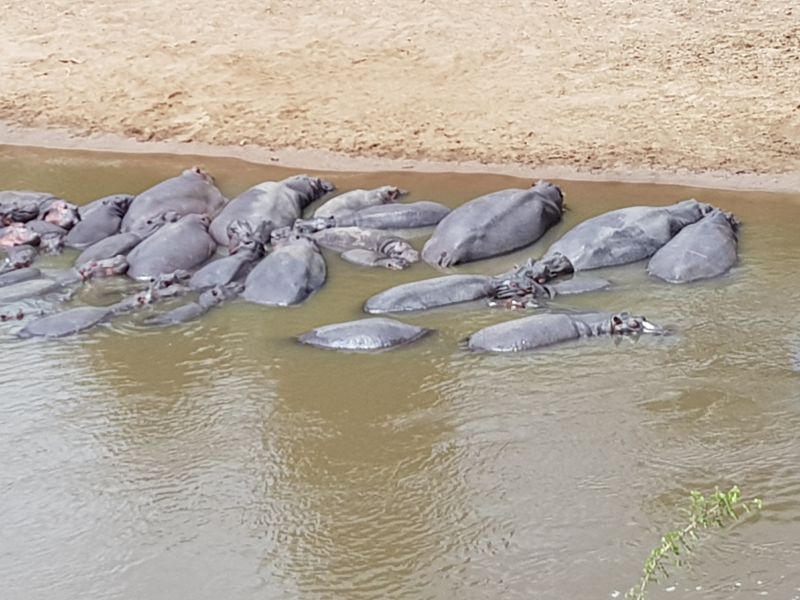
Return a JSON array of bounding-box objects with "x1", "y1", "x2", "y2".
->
[{"x1": 2, "y1": 122, "x2": 799, "y2": 195}]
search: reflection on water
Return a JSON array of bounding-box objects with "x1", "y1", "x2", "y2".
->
[{"x1": 1, "y1": 145, "x2": 799, "y2": 599}]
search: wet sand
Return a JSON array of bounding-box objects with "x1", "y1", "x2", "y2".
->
[{"x1": 1, "y1": 1, "x2": 799, "y2": 190}]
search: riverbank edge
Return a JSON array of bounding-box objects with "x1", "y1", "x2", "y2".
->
[{"x1": 2, "y1": 121, "x2": 799, "y2": 195}]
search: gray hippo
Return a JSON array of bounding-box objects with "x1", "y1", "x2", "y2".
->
[
  {"x1": 0, "y1": 266, "x2": 41, "y2": 287},
  {"x1": 298, "y1": 317, "x2": 430, "y2": 351},
  {"x1": 364, "y1": 275, "x2": 497, "y2": 313},
  {"x1": 189, "y1": 221, "x2": 265, "y2": 290},
  {"x1": 0, "y1": 191, "x2": 61, "y2": 224},
  {"x1": 144, "y1": 282, "x2": 243, "y2": 326},
  {"x1": 17, "y1": 306, "x2": 112, "y2": 338},
  {"x1": 121, "y1": 167, "x2": 227, "y2": 236},
  {"x1": 126, "y1": 214, "x2": 217, "y2": 280},
  {"x1": 1, "y1": 245, "x2": 38, "y2": 273},
  {"x1": 421, "y1": 180, "x2": 564, "y2": 267},
  {"x1": 508, "y1": 199, "x2": 714, "y2": 286},
  {"x1": 647, "y1": 209, "x2": 739, "y2": 283},
  {"x1": 75, "y1": 232, "x2": 143, "y2": 268},
  {"x1": 65, "y1": 194, "x2": 133, "y2": 249},
  {"x1": 313, "y1": 186, "x2": 405, "y2": 219},
  {"x1": 25, "y1": 221, "x2": 68, "y2": 254},
  {"x1": 340, "y1": 249, "x2": 409, "y2": 270},
  {"x1": 312, "y1": 227, "x2": 419, "y2": 267},
  {"x1": 209, "y1": 175, "x2": 334, "y2": 246},
  {"x1": 334, "y1": 200, "x2": 450, "y2": 229},
  {"x1": 364, "y1": 271, "x2": 611, "y2": 314},
  {"x1": 468, "y1": 311, "x2": 664, "y2": 352},
  {"x1": 242, "y1": 233, "x2": 326, "y2": 306}
]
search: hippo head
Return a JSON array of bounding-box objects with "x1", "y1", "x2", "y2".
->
[
  {"x1": 3, "y1": 244, "x2": 37, "y2": 271},
  {"x1": 227, "y1": 219, "x2": 265, "y2": 256},
  {"x1": 269, "y1": 226, "x2": 295, "y2": 247},
  {"x1": 198, "y1": 282, "x2": 244, "y2": 308},
  {"x1": 40, "y1": 232, "x2": 65, "y2": 255},
  {"x1": 0, "y1": 223, "x2": 41, "y2": 248},
  {"x1": 103, "y1": 194, "x2": 134, "y2": 217},
  {"x1": 381, "y1": 239, "x2": 419, "y2": 264},
  {"x1": 527, "y1": 253, "x2": 574, "y2": 283},
  {"x1": 184, "y1": 166, "x2": 215, "y2": 184},
  {"x1": 380, "y1": 257, "x2": 410, "y2": 271},
  {"x1": 42, "y1": 200, "x2": 81, "y2": 230},
  {"x1": 491, "y1": 255, "x2": 572, "y2": 298},
  {"x1": 381, "y1": 186, "x2": 408, "y2": 202},
  {"x1": 609, "y1": 313, "x2": 664, "y2": 336},
  {"x1": 532, "y1": 180, "x2": 565, "y2": 213},
  {"x1": 79, "y1": 255, "x2": 129, "y2": 280},
  {"x1": 293, "y1": 216, "x2": 336, "y2": 234},
  {"x1": 1, "y1": 201, "x2": 40, "y2": 225},
  {"x1": 281, "y1": 175, "x2": 336, "y2": 207}
]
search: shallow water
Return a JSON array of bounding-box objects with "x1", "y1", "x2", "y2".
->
[{"x1": 1, "y1": 145, "x2": 799, "y2": 600}]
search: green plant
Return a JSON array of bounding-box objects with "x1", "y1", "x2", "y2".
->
[{"x1": 628, "y1": 485, "x2": 762, "y2": 600}]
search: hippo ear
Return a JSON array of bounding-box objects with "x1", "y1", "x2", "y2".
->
[{"x1": 612, "y1": 314, "x2": 623, "y2": 326}]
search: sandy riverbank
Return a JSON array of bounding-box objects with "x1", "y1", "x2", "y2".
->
[{"x1": 1, "y1": 1, "x2": 798, "y2": 190}]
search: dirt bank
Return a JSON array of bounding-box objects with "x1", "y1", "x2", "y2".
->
[{"x1": 1, "y1": 0, "x2": 798, "y2": 184}]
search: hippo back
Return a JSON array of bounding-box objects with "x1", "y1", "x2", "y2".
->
[
  {"x1": 545, "y1": 199, "x2": 711, "y2": 270},
  {"x1": 242, "y1": 237, "x2": 326, "y2": 306},
  {"x1": 121, "y1": 169, "x2": 227, "y2": 236},
  {"x1": 647, "y1": 209, "x2": 738, "y2": 283}
]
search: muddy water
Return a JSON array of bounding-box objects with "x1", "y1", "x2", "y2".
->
[{"x1": 1, "y1": 145, "x2": 799, "y2": 600}]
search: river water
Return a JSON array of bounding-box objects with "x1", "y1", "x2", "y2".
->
[{"x1": 1, "y1": 145, "x2": 799, "y2": 600}]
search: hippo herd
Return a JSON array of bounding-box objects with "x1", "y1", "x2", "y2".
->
[{"x1": 0, "y1": 167, "x2": 741, "y2": 352}]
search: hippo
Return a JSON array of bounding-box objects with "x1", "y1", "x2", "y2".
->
[
  {"x1": 422, "y1": 180, "x2": 564, "y2": 268},
  {"x1": 209, "y1": 175, "x2": 334, "y2": 246},
  {"x1": 40, "y1": 200, "x2": 81, "y2": 230},
  {"x1": 242, "y1": 234, "x2": 326, "y2": 306},
  {"x1": 188, "y1": 242, "x2": 263, "y2": 290},
  {"x1": 467, "y1": 311, "x2": 664, "y2": 352},
  {"x1": 312, "y1": 227, "x2": 419, "y2": 266},
  {"x1": 364, "y1": 274, "x2": 497, "y2": 314},
  {"x1": 1, "y1": 245, "x2": 38, "y2": 273},
  {"x1": 17, "y1": 306, "x2": 113, "y2": 339},
  {"x1": 0, "y1": 224, "x2": 40, "y2": 248},
  {"x1": 647, "y1": 209, "x2": 739, "y2": 283},
  {"x1": 487, "y1": 275, "x2": 612, "y2": 309},
  {"x1": 109, "y1": 271, "x2": 192, "y2": 314},
  {"x1": 65, "y1": 194, "x2": 133, "y2": 249},
  {"x1": 77, "y1": 255, "x2": 129, "y2": 280},
  {"x1": 506, "y1": 199, "x2": 714, "y2": 288},
  {"x1": 121, "y1": 168, "x2": 227, "y2": 236},
  {"x1": 126, "y1": 214, "x2": 217, "y2": 280},
  {"x1": 0, "y1": 267, "x2": 41, "y2": 287},
  {"x1": 340, "y1": 249, "x2": 409, "y2": 270},
  {"x1": 144, "y1": 282, "x2": 243, "y2": 326},
  {"x1": 298, "y1": 317, "x2": 430, "y2": 352},
  {"x1": 0, "y1": 278, "x2": 63, "y2": 303},
  {"x1": 75, "y1": 232, "x2": 143, "y2": 268},
  {"x1": 333, "y1": 200, "x2": 451, "y2": 229},
  {"x1": 313, "y1": 186, "x2": 405, "y2": 219},
  {"x1": 0, "y1": 191, "x2": 59, "y2": 224}
]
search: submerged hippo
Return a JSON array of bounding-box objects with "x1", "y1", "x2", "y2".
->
[
  {"x1": 298, "y1": 317, "x2": 430, "y2": 351},
  {"x1": 340, "y1": 249, "x2": 409, "y2": 270},
  {"x1": 65, "y1": 194, "x2": 133, "y2": 249},
  {"x1": 333, "y1": 200, "x2": 451, "y2": 229},
  {"x1": 1, "y1": 245, "x2": 38, "y2": 273},
  {"x1": 17, "y1": 306, "x2": 112, "y2": 339},
  {"x1": 422, "y1": 180, "x2": 564, "y2": 268},
  {"x1": 508, "y1": 199, "x2": 714, "y2": 286},
  {"x1": 647, "y1": 209, "x2": 739, "y2": 283},
  {"x1": 145, "y1": 282, "x2": 243, "y2": 326},
  {"x1": 312, "y1": 227, "x2": 419, "y2": 266},
  {"x1": 242, "y1": 234, "x2": 326, "y2": 306},
  {"x1": 0, "y1": 267, "x2": 41, "y2": 287},
  {"x1": 126, "y1": 214, "x2": 217, "y2": 280},
  {"x1": 468, "y1": 311, "x2": 664, "y2": 352},
  {"x1": 209, "y1": 175, "x2": 334, "y2": 246},
  {"x1": 364, "y1": 274, "x2": 497, "y2": 314},
  {"x1": 121, "y1": 168, "x2": 227, "y2": 236},
  {"x1": 313, "y1": 186, "x2": 405, "y2": 219}
]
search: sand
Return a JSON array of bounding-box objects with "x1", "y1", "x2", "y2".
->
[{"x1": 0, "y1": 0, "x2": 798, "y2": 188}]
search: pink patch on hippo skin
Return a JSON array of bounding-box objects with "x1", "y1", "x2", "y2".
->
[
  {"x1": 42, "y1": 201, "x2": 80, "y2": 229},
  {"x1": 0, "y1": 224, "x2": 40, "y2": 248}
]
